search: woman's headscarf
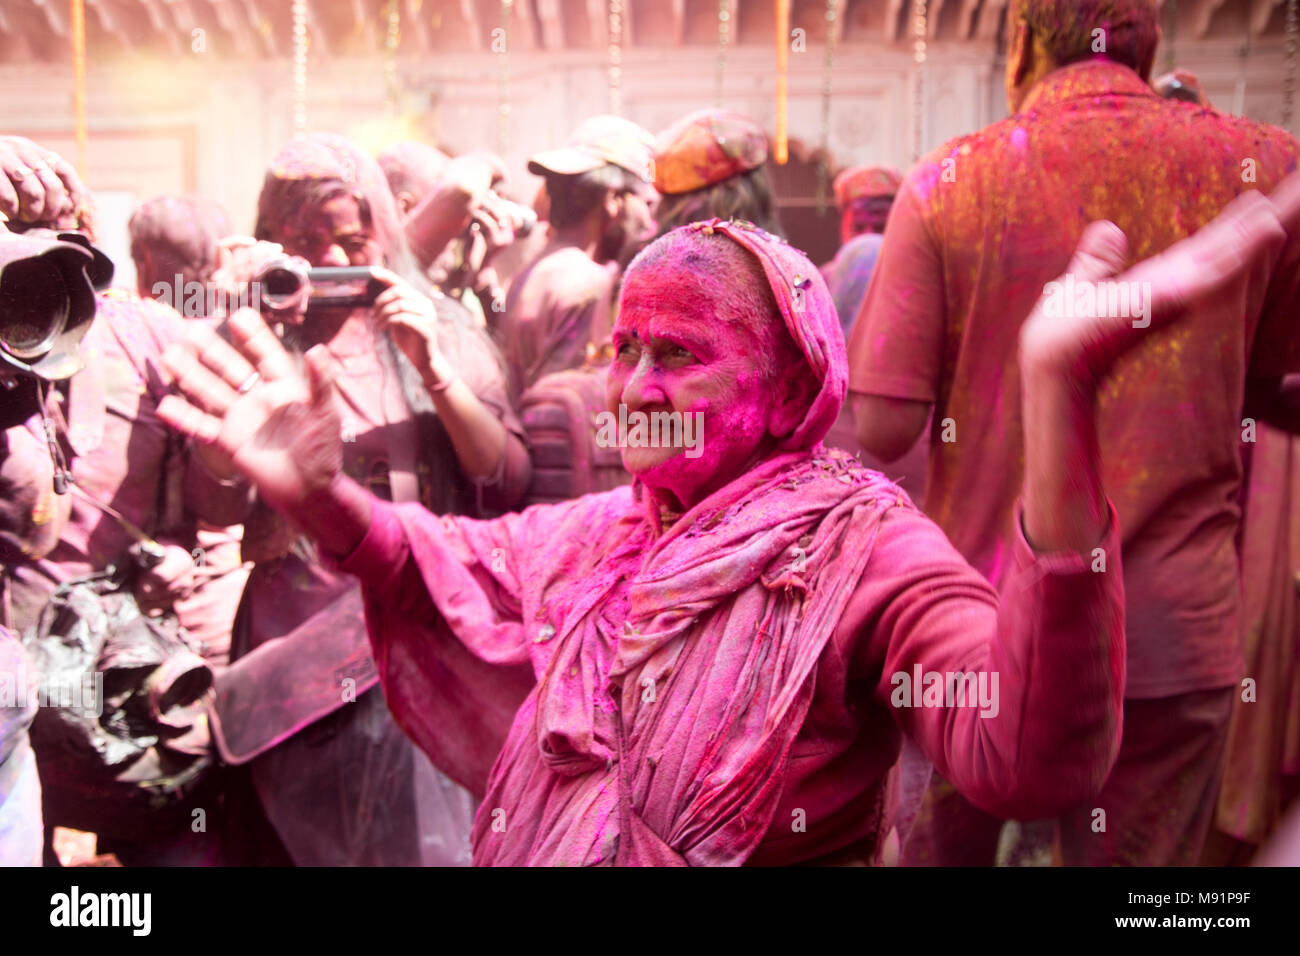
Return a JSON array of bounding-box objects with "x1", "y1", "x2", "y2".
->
[
  {"x1": 672, "y1": 218, "x2": 848, "y2": 452},
  {"x1": 255, "y1": 132, "x2": 422, "y2": 285}
]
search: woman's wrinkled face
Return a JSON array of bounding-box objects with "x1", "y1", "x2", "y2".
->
[
  {"x1": 275, "y1": 193, "x2": 382, "y2": 269},
  {"x1": 607, "y1": 257, "x2": 785, "y2": 511}
]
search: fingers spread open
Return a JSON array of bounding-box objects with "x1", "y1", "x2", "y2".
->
[
  {"x1": 226, "y1": 308, "x2": 298, "y2": 381},
  {"x1": 161, "y1": 342, "x2": 238, "y2": 417},
  {"x1": 193, "y1": 324, "x2": 260, "y2": 391},
  {"x1": 157, "y1": 394, "x2": 223, "y2": 445},
  {"x1": 303, "y1": 344, "x2": 338, "y2": 409}
]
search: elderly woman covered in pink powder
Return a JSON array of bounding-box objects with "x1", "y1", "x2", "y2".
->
[{"x1": 154, "y1": 179, "x2": 1298, "y2": 866}]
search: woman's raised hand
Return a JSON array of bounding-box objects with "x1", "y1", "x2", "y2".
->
[
  {"x1": 157, "y1": 308, "x2": 343, "y2": 513},
  {"x1": 1018, "y1": 187, "x2": 1289, "y2": 387},
  {"x1": 1016, "y1": 173, "x2": 1298, "y2": 556}
]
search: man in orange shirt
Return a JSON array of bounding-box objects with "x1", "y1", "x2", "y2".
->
[{"x1": 849, "y1": 0, "x2": 1300, "y2": 865}]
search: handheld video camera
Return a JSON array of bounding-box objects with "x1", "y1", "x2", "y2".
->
[
  {"x1": 253, "y1": 258, "x2": 388, "y2": 320},
  {"x1": 486, "y1": 195, "x2": 538, "y2": 240}
]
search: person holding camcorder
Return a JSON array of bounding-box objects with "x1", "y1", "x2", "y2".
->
[{"x1": 158, "y1": 132, "x2": 531, "y2": 867}]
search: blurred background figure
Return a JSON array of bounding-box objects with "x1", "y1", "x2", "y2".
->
[
  {"x1": 588, "y1": 109, "x2": 777, "y2": 360},
  {"x1": 502, "y1": 115, "x2": 656, "y2": 398},
  {"x1": 821, "y1": 164, "x2": 902, "y2": 338},
  {"x1": 815, "y1": 162, "x2": 925, "y2": 502},
  {"x1": 129, "y1": 195, "x2": 232, "y2": 312},
  {"x1": 376, "y1": 140, "x2": 450, "y2": 218},
  {"x1": 651, "y1": 109, "x2": 779, "y2": 237},
  {"x1": 395, "y1": 148, "x2": 533, "y2": 331}
]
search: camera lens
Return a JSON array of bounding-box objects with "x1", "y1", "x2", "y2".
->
[
  {"x1": 0, "y1": 256, "x2": 69, "y2": 360},
  {"x1": 259, "y1": 264, "x2": 307, "y2": 311}
]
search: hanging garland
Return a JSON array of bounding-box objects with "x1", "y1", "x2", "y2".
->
[
  {"x1": 716, "y1": 0, "x2": 731, "y2": 107},
  {"x1": 912, "y1": 0, "x2": 927, "y2": 162},
  {"x1": 70, "y1": 0, "x2": 87, "y2": 173},
  {"x1": 292, "y1": 0, "x2": 308, "y2": 135},
  {"x1": 775, "y1": 0, "x2": 790, "y2": 165},
  {"x1": 497, "y1": 0, "x2": 513, "y2": 156},
  {"x1": 608, "y1": 0, "x2": 623, "y2": 116},
  {"x1": 816, "y1": 0, "x2": 838, "y2": 213}
]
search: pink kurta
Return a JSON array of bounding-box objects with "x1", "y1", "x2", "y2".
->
[{"x1": 339, "y1": 445, "x2": 1125, "y2": 866}]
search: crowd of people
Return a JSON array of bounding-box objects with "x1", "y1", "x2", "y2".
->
[{"x1": 2, "y1": 0, "x2": 1300, "y2": 867}]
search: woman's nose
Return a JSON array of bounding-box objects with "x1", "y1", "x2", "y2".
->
[
  {"x1": 621, "y1": 355, "x2": 665, "y2": 410},
  {"x1": 317, "y1": 244, "x2": 350, "y2": 268}
]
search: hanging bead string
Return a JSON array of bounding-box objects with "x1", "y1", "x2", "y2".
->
[
  {"x1": 775, "y1": 0, "x2": 790, "y2": 164},
  {"x1": 716, "y1": 0, "x2": 731, "y2": 107},
  {"x1": 385, "y1": 0, "x2": 401, "y2": 115},
  {"x1": 816, "y1": 0, "x2": 838, "y2": 214},
  {"x1": 912, "y1": 0, "x2": 927, "y2": 162},
  {"x1": 497, "y1": 0, "x2": 513, "y2": 156},
  {"x1": 1284, "y1": 0, "x2": 1298, "y2": 130},
  {"x1": 71, "y1": 0, "x2": 87, "y2": 173},
  {"x1": 292, "y1": 0, "x2": 308, "y2": 135},
  {"x1": 608, "y1": 0, "x2": 623, "y2": 116}
]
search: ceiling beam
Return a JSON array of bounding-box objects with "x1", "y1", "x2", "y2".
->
[
  {"x1": 1249, "y1": 0, "x2": 1283, "y2": 36},
  {"x1": 31, "y1": 0, "x2": 69, "y2": 38},
  {"x1": 975, "y1": 0, "x2": 1007, "y2": 41},
  {"x1": 1189, "y1": 0, "x2": 1228, "y2": 38},
  {"x1": 208, "y1": 0, "x2": 257, "y2": 57},
  {"x1": 956, "y1": 0, "x2": 979, "y2": 40},
  {"x1": 928, "y1": 0, "x2": 946, "y2": 39},
  {"x1": 884, "y1": 0, "x2": 904, "y2": 42},
  {"x1": 535, "y1": 0, "x2": 561, "y2": 50},
  {"x1": 404, "y1": 0, "x2": 430, "y2": 53}
]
